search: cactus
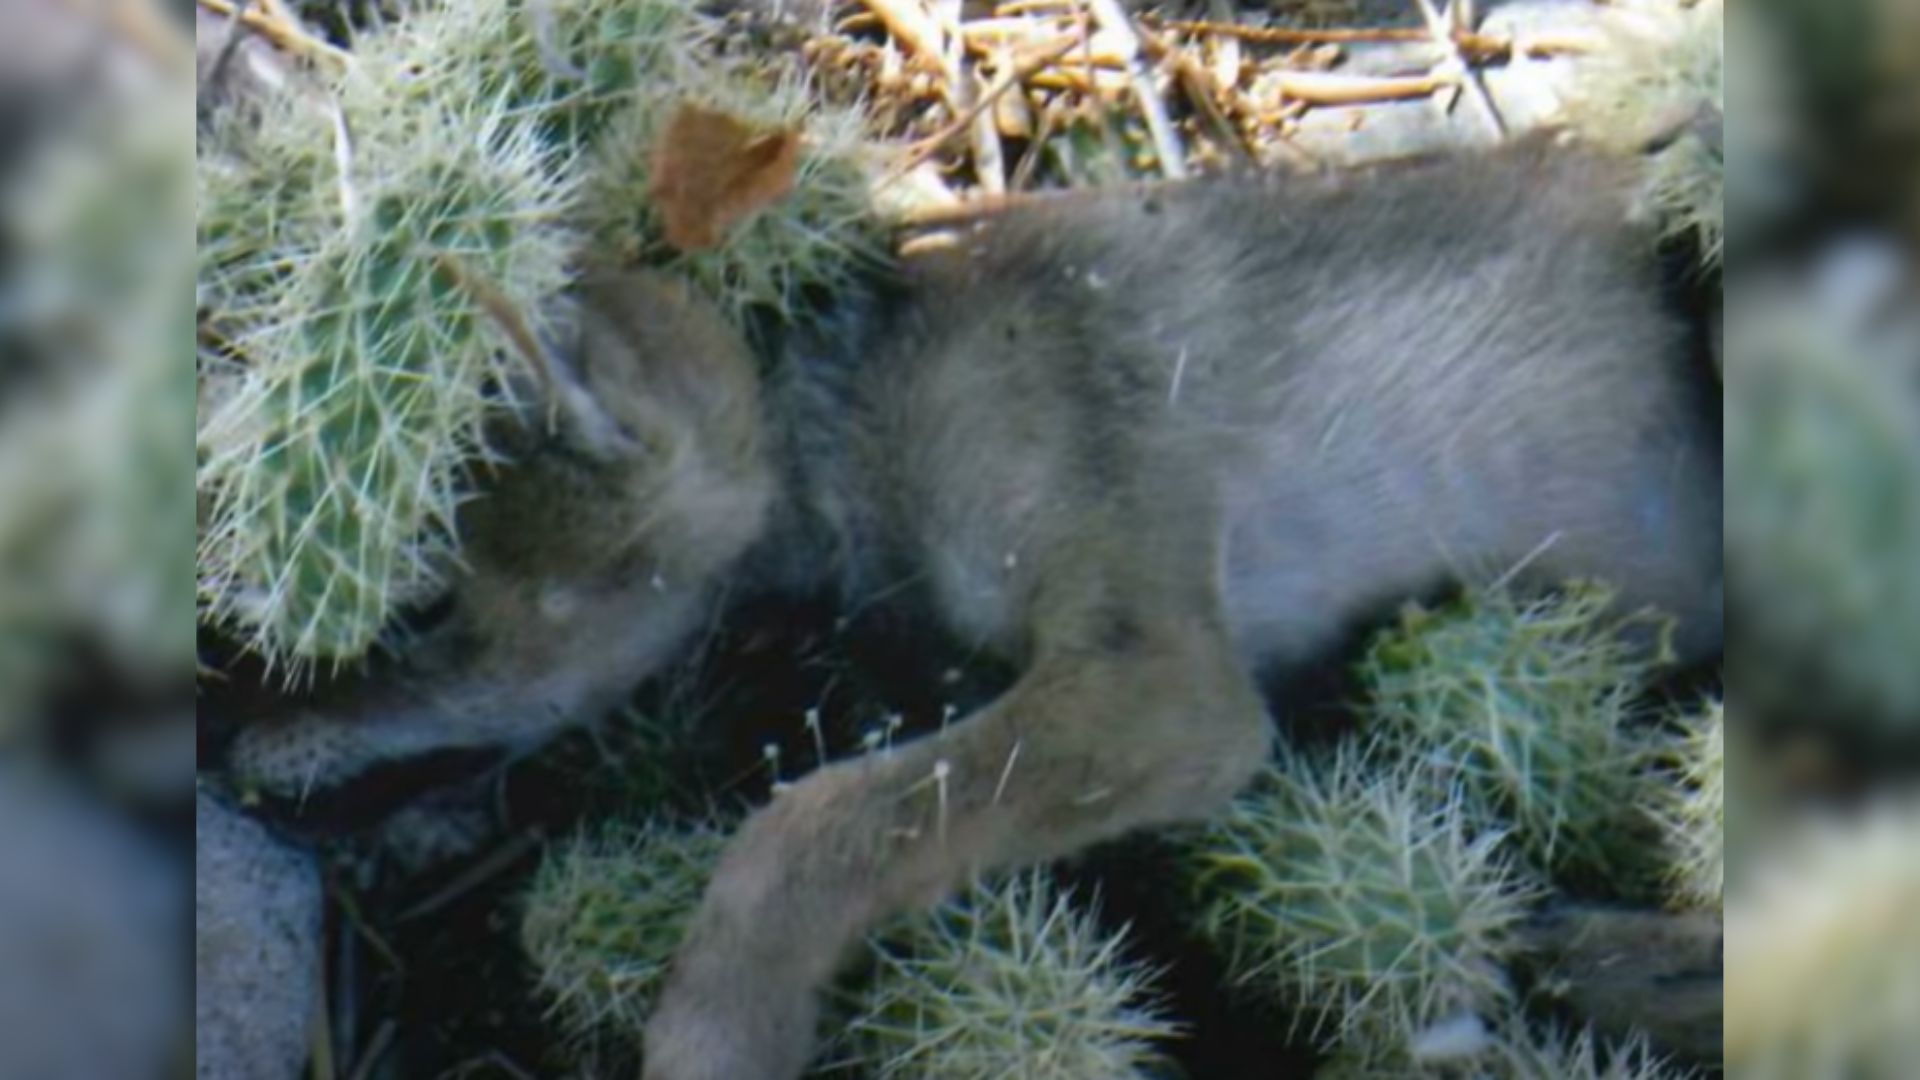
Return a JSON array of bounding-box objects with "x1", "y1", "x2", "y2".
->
[
  {"x1": 1655, "y1": 699, "x2": 1724, "y2": 910},
  {"x1": 196, "y1": 14, "x2": 582, "y2": 670},
  {"x1": 196, "y1": 0, "x2": 882, "y2": 670},
  {"x1": 1725, "y1": 251, "x2": 1920, "y2": 734},
  {"x1": 1726, "y1": 797, "x2": 1920, "y2": 1079},
  {"x1": 197, "y1": 103, "x2": 575, "y2": 668},
  {"x1": 835, "y1": 870, "x2": 1178, "y2": 1080},
  {"x1": 578, "y1": 61, "x2": 881, "y2": 324},
  {"x1": 1560, "y1": 0, "x2": 1724, "y2": 269},
  {"x1": 1321, "y1": 1011, "x2": 1687, "y2": 1079},
  {"x1": 520, "y1": 817, "x2": 729, "y2": 1044},
  {"x1": 1356, "y1": 584, "x2": 1668, "y2": 886},
  {"x1": 345, "y1": 0, "x2": 711, "y2": 158},
  {"x1": 1185, "y1": 747, "x2": 1541, "y2": 1063},
  {"x1": 1482, "y1": 1021, "x2": 1686, "y2": 1080}
]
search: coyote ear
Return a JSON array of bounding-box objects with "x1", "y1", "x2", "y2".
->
[
  {"x1": 444, "y1": 254, "x2": 654, "y2": 464},
  {"x1": 538, "y1": 339, "x2": 652, "y2": 463}
]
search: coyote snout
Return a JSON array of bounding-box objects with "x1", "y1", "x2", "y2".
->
[{"x1": 231, "y1": 141, "x2": 1723, "y2": 1079}]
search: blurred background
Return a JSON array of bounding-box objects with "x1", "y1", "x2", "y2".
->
[{"x1": 0, "y1": 0, "x2": 1914, "y2": 1075}]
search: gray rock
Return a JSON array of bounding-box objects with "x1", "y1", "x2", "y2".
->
[
  {"x1": 0, "y1": 766, "x2": 182, "y2": 1079},
  {"x1": 196, "y1": 792, "x2": 322, "y2": 1080}
]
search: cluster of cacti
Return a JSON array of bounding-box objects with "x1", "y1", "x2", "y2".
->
[
  {"x1": 195, "y1": 0, "x2": 880, "y2": 672},
  {"x1": 1182, "y1": 583, "x2": 1720, "y2": 1066},
  {"x1": 1724, "y1": 252, "x2": 1920, "y2": 734},
  {"x1": 1725, "y1": 797, "x2": 1920, "y2": 1078},
  {"x1": 1186, "y1": 746, "x2": 1541, "y2": 1064},
  {"x1": 1655, "y1": 699, "x2": 1724, "y2": 910},
  {"x1": 834, "y1": 870, "x2": 1178, "y2": 1079},
  {"x1": 1354, "y1": 584, "x2": 1669, "y2": 885},
  {"x1": 1559, "y1": 0, "x2": 1724, "y2": 269},
  {"x1": 520, "y1": 817, "x2": 730, "y2": 1044},
  {"x1": 521, "y1": 826, "x2": 1177, "y2": 1077}
]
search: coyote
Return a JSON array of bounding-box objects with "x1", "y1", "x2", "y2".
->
[{"x1": 228, "y1": 141, "x2": 1722, "y2": 1079}]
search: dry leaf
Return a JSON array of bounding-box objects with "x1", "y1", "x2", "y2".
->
[{"x1": 649, "y1": 103, "x2": 802, "y2": 253}]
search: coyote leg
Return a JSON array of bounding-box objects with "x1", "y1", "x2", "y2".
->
[{"x1": 642, "y1": 559, "x2": 1272, "y2": 1080}]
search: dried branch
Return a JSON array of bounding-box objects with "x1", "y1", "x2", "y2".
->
[
  {"x1": 196, "y1": 0, "x2": 351, "y2": 64},
  {"x1": 857, "y1": 0, "x2": 947, "y2": 66},
  {"x1": 1271, "y1": 69, "x2": 1457, "y2": 106},
  {"x1": 1413, "y1": 0, "x2": 1507, "y2": 139},
  {"x1": 883, "y1": 32, "x2": 1086, "y2": 183}
]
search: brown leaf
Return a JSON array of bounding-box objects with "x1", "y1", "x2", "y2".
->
[{"x1": 648, "y1": 103, "x2": 802, "y2": 253}]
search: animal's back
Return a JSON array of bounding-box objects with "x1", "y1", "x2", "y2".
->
[{"x1": 853, "y1": 142, "x2": 1722, "y2": 666}]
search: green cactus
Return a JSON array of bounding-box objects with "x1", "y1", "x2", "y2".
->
[
  {"x1": 1655, "y1": 699, "x2": 1723, "y2": 910},
  {"x1": 1356, "y1": 584, "x2": 1668, "y2": 886},
  {"x1": 1481, "y1": 1021, "x2": 1686, "y2": 1080},
  {"x1": 1561, "y1": 0, "x2": 1724, "y2": 269},
  {"x1": 1321, "y1": 1011, "x2": 1687, "y2": 1079},
  {"x1": 520, "y1": 817, "x2": 729, "y2": 1045},
  {"x1": 347, "y1": 0, "x2": 711, "y2": 158},
  {"x1": 197, "y1": 76, "x2": 577, "y2": 668},
  {"x1": 578, "y1": 61, "x2": 881, "y2": 324},
  {"x1": 1726, "y1": 797, "x2": 1920, "y2": 1079},
  {"x1": 1185, "y1": 747, "x2": 1541, "y2": 1064},
  {"x1": 835, "y1": 870, "x2": 1178, "y2": 1080},
  {"x1": 1725, "y1": 263, "x2": 1920, "y2": 734}
]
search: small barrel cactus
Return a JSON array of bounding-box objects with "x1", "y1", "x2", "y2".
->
[
  {"x1": 1656, "y1": 699, "x2": 1724, "y2": 910},
  {"x1": 1479, "y1": 1019, "x2": 1688, "y2": 1080},
  {"x1": 1321, "y1": 1011, "x2": 1686, "y2": 1079},
  {"x1": 1355, "y1": 584, "x2": 1668, "y2": 886},
  {"x1": 835, "y1": 870, "x2": 1178, "y2": 1079},
  {"x1": 1726, "y1": 798, "x2": 1920, "y2": 1079},
  {"x1": 1185, "y1": 747, "x2": 1541, "y2": 1064},
  {"x1": 1560, "y1": 0, "x2": 1724, "y2": 269},
  {"x1": 578, "y1": 61, "x2": 880, "y2": 324},
  {"x1": 520, "y1": 817, "x2": 729, "y2": 1044}
]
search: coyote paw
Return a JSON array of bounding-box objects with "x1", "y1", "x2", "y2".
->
[{"x1": 642, "y1": 966, "x2": 818, "y2": 1080}]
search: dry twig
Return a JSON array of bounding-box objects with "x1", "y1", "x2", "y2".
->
[
  {"x1": 1087, "y1": 0, "x2": 1187, "y2": 178},
  {"x1": 883, "y1": 32, "x2": 1086, "y2": 183},
  {"x1": 196, "y1": 0, "x2": 351, "y2": 64}
]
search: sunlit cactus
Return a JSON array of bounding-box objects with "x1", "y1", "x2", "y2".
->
[
  {"x1": 520, "y1": 817, "x2": 729, "y2": 1045},
  {"x1": 1656, "y1": 698, "x2": 1724, "y2": 910},
  {"x1": 1561, "y1": 0, "x2": 1724, "y2": 268},
  {"x1": 348, "y1": 0, "x2": 712, "y2": 157},
  {"x1": 197, "y1": 76, "x2": 577, "y2": 669},
  {"x1": 1726, "y1": 797, "x2": 1920, "y2": 1079},
  {"x1": 1356, "y1": 584, "x2": 1668, "y2": 885},
  {"x1": 579, "y1": 62, "x2": 881, "y2": 323},
  {"x1": 835, "y1": 870, "x2": 1178, "y2": 1079},
  {"x1": 1185, "y1": 747, "x2": 1541, "y2": 1064}
]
